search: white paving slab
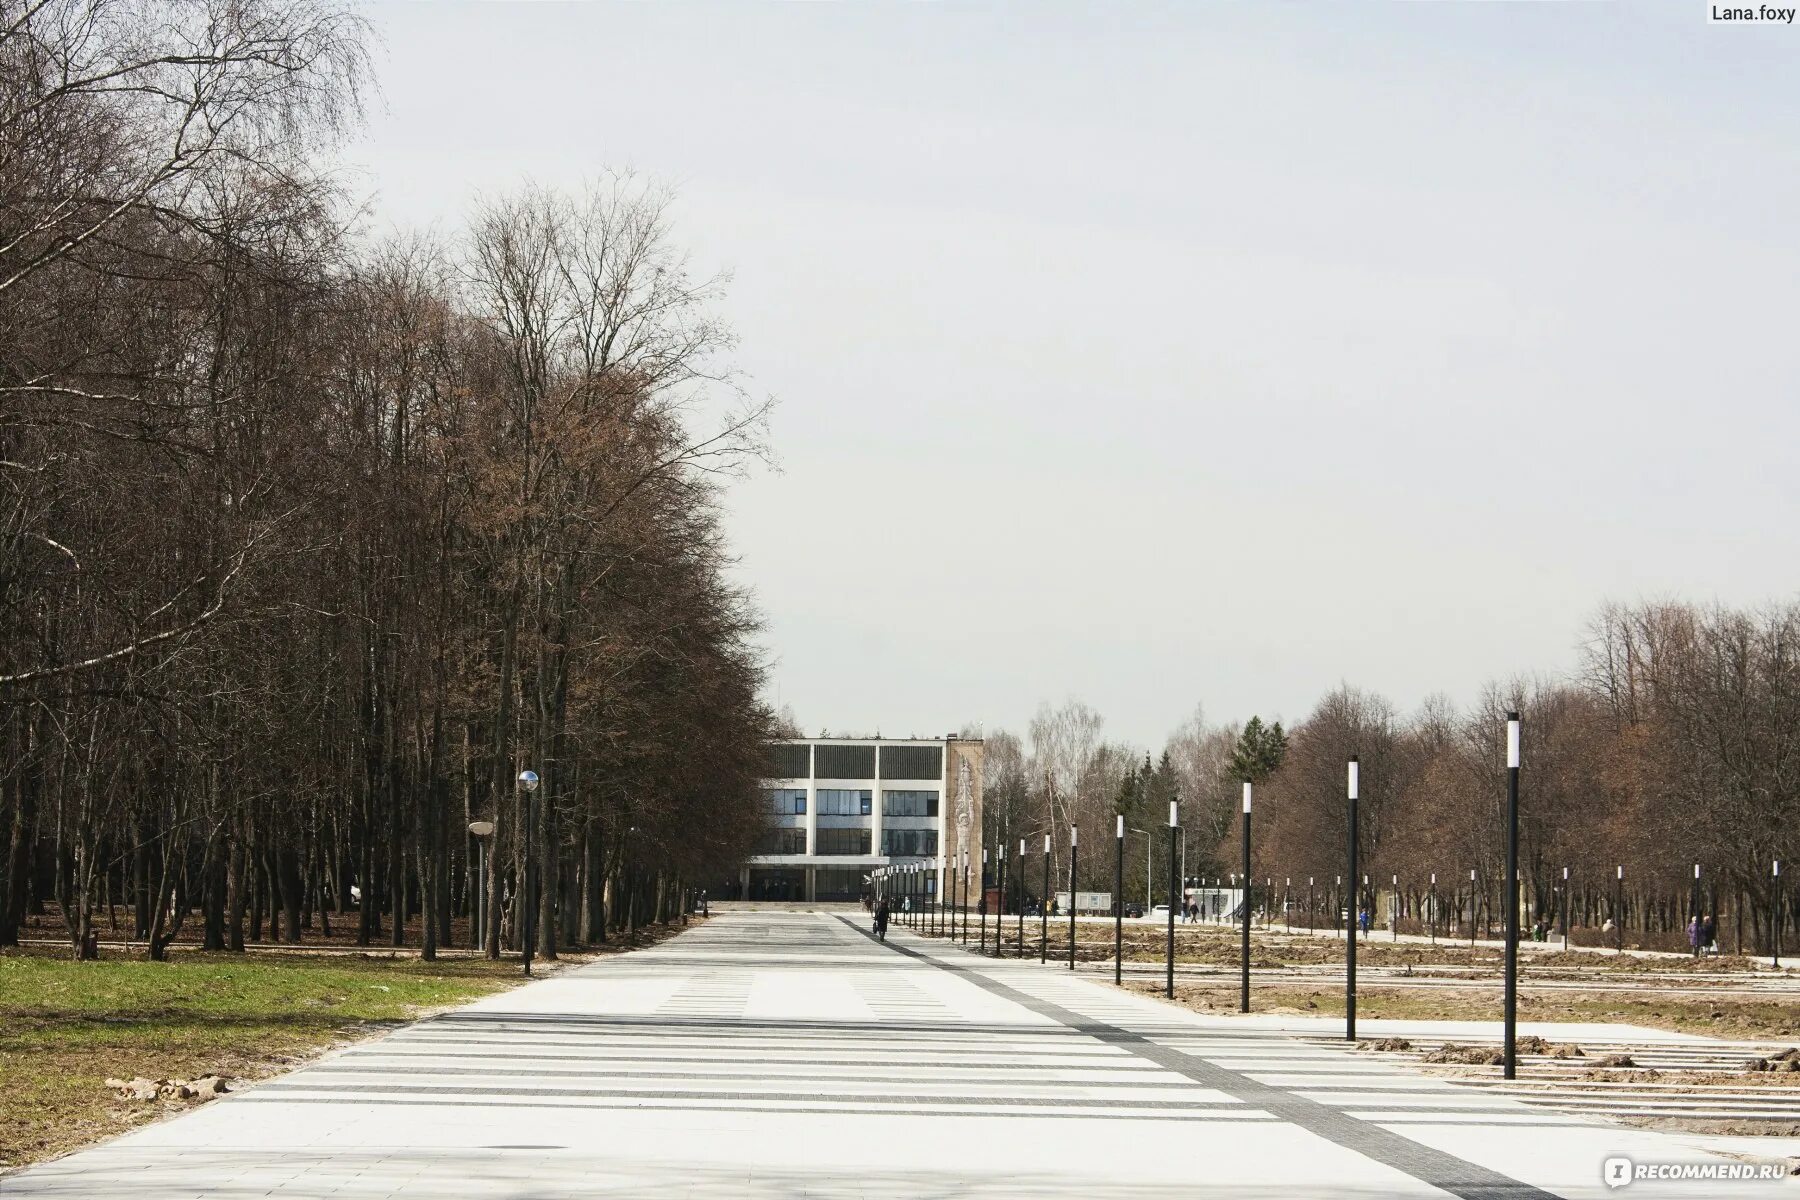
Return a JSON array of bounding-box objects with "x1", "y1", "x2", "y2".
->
[{"x1": 4, "y1": 911, "x2": 1794, "y2": 1199}]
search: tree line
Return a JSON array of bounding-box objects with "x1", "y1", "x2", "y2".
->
[
  {"x1": 0, "y1": 0, "x2": 775, "y2": 960},
  {"x1": 980, "y1": 600, "x2": 1800, "y2": 951}
]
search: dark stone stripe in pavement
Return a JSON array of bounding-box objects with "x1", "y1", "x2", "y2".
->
[{"x1": 838, "y1": 917, "x2": 1562, "y2": 1200}]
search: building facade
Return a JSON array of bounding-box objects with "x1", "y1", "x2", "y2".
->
[{"x1": 737, "y1": 736, "x2": 984, "y2": 903}]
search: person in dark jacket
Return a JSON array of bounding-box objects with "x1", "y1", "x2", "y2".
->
[{"x1": 874, "y1": 898, "x2": 891, "y2": 941}]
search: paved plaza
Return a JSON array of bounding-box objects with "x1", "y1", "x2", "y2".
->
[{"x1": 4, "y1": 912, "x2": 1793, "y2": 1198}]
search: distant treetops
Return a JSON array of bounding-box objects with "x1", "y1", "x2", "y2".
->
[{"x1": 1230, "y1": 716, "x2": 1289, "y2": 785}]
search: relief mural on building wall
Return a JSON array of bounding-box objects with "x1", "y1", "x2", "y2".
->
[
  {"x1": 946, "y1": 739, "x2": 985, "y2": 893},
  {"x1": 955, "y1": 758, "x2": 973, "y2": 852}
]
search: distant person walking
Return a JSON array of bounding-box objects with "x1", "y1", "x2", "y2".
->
[
  {"x1": 874, "y1": 898, "x2": 890, "y2": 942},
  {"x1": 1688, "y1": 914, "x2": 1702, "y2": 957},
  {"x1": 1702, "y1": 913, "x2": 1718, "y2": 956}
]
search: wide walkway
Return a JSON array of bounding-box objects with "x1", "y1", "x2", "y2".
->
[{"x1": 4, "y1": 913, "x2": 1790, "y2": 1198}]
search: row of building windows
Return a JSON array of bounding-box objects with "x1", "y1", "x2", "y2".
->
[
  {"x1": 882, "y1": 829, "x2": 938, "y2": 857},
  {"x1": 815, "y1": 828, "x2": 872, "y2": 856},
  {"x1": 816, "y1": 789, "x2": 873, "y2": 816},
  {"x1": 767, "y1": 788, "x2": 808, "y2": 815},
  {"x1": 752, "y1": 828, "x2": 939, "y2": 858},
  {"x1": 882, "y1": 790, "x2": 938, "y2": 817},
  {"x1": 765, "y1": 743, "x2": 946, "y2": 781},
  {"x1": 755, "y1": 828, "x2": 808, "y2": 856},
  {"x1": 766, "y1": 788, "x2": 940, "y2": 816}
]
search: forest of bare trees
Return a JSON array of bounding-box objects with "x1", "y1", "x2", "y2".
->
[
  {"x1": 0, "y1": 0, "x2": 775, "y2": 960},
  {"x1": 982, "y1": 600, "x2": 1800, "y2": 953}
]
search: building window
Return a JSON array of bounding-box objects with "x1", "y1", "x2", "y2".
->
[
  {"x1": 767, "y1": 788, "x2": 807, "y2": 816},
  {"x1": 814, "y1": 744, "x2": 876, "y2": 778},
  {"x1": 878, "y1": 744, "x2": 943, "y2": 780},
  {"x1": 815, "y1": 789, "x2": 871, "y2": 817},
  {"x1": 767, "y1": 744, "x2": 811, "y2": 779},
  {"x1": 881, "y1": 829, "x2": 938, "y2": 857},
  {"x1": 815, "y1": 828, "x2": 871, "y2": 856},
  {"x1": 755, "y1": 827, "x2": 807, "y2": 856},
  {"x1": 881, "y1": 790, "x2": 938, "y2": 818}
]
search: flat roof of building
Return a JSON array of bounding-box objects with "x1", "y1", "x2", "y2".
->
[{"x1": 769, "y1": 736, "x2": 982, "y2": 744}]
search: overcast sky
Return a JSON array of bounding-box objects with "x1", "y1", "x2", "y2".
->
[{"x1": 351, "y1": 2, "x2": 1800, "y2": 751}]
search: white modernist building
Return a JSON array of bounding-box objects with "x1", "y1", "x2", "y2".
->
[{"x1": 739, "y1": 736, "x2": 985, "y2": 903}]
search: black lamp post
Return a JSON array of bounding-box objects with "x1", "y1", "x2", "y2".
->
[
  {"x1": 937, "y1": 854, "x2": 946, "y2": 937},
  {"x1": 1470, "y1": 868, "x2": 1478, "y2": 949},
  {"x1": 1040, "y1": 833, "x2": 1051, "y2": 963},
  {"x1": 1346, "y1": 757, "x2": 1358, "y2": 1041},
  {"x1": 1615, "y1": 865, "x2": 1624, "y2": 953},
  {"x1": 1429, "y1": 873, "x2": 1438, "y2": 944},
  {"x1": 1691, "y1": 863, "x2": 1702, "y2": 957},
  {"x1": 963, "y1": 851, "x2": 972, "y2": 943},
  {"x1": 1114, "y1": 814, "x2": 1124, "y2": 985},
  {"x1": 1068, "y1": 825, "x2": 1078, "y2": 970},
  {"x1": 1240, "y1": 782, "x2": 1252, "y2": 1013},
  {"x1": 1166, "y1": 795, "x2": 1179, "y2": 999},
  {"x1": 995, "y1": 847, "x2": 1005, "y2": 956},
  {"x1": 1015, "y1": 838, "x2": 1025, "y2": 956},
  {"x1": 518, "y1": 768, "x2": 540, "y2": 977},
  {"x1": 952, "y1": 852, "x2": 959, "y2": 939},
  {"x1": 944, "y1": 855, "x2": 953, "y2": 939},
  {"x1": 981, "y1": 849, "x2": 991, "y2": 954},
  {"x1": 1560, "y1": 866, "x2": 1570, "y2": 951},
  {"x1": 1503, "y1": 710, "x2": 1521, "y2": 1081},
  {"x1": 1774, "y1": 860, "x2": 1782, "y2": 968}
]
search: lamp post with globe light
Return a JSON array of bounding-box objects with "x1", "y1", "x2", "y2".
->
[
  {"x1": 468, "y1": 820, "x2": 495, "y2": 953},
  {"x1": 518, "y1": 769, "x2": 540, "y2": 976}
]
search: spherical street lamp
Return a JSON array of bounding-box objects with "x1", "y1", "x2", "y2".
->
[{"x1": 468, "y1": 820, "x2": 496, "y2": 954}]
